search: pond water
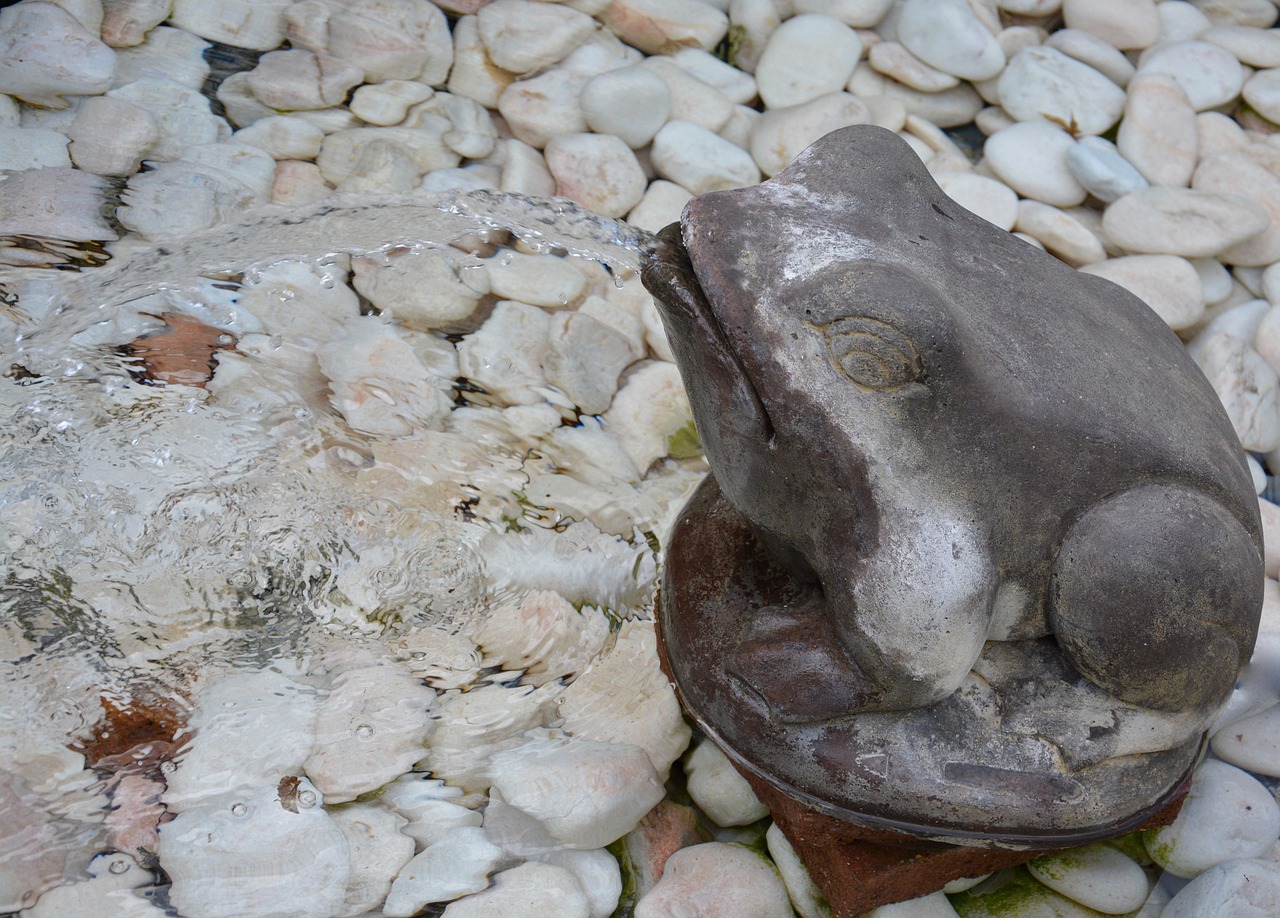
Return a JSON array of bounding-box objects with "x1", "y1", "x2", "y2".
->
[{"x1": 0, "y1": 191, "x2": 705, "y2": 916}]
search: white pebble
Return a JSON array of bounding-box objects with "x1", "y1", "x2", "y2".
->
[
  {"x1": 249, "y1": 49, "x2": 364, "y2": 111},
  {"x1": 477, "y1": 0, "x2": 595, "y2": 74},
  {"x1": 848, "y1": 62, "x2": 985, "y2": 128},
  {"x1": 498, "y1": 138, "x2": 556, "y2": 197},
  {"x1": 581, "y1": 66, "x2": 672, "y2": 148},
  {"x1": 1066, "y1": 136, "x2": 1149, "y2": 202},
  {"x1": 232, "y1": 115, "x2": 324, "y2": 160},
  {"x1": 160, "y1": 782, "x2": 349, "y2": 918},
  {"x1": 0, "y1": 167, "x2": 114, "y2": 241},
  {"x1": 1194, "y1": 150, "x2": 1280, "y2": 266},
  {"x1": 627, "y1": 179, "x2": 694, "y2": 232},
  {"x1": 1243, "y1": 68, "x2": 1280, "y2": 124},
  {"x1": 634, "y1": 843, "x2": 792, "y2": 918},
  {"x1": 486, "y1": 251, "x2": 586, "y2": 309},
  {"x1": 1192, "y1": 331, "x2": 1280, "y2": 450},
  {"x1": 489, "y1": 734, "x2": 666, "y2": 849},
  {"x1": 998, "y1": 46, "x2": 1126, "y2": 135},
  {"x1": 870, "y1": 41, "x2": 959, "y2": 92},
  {"x1": 754, "y1": 13, "x2": 863, "y2": 109},
  {"x1": 1116, "y1": 72, "x2": 1198, "y2": 188},
  {"x1": 101, "y1": 0, "x2": 170, "y2": 47},
  {"x1": 1147, "y1": 759, "x2": 1280, "y2": 877},
  {"x1": 898, "y1": 0, "x2": 1006, "y2": 81},
  {"x1": 936, "y1": 172, "x2": 1018, "y2": 230},
  {"x1": 498, "y1": 69, "x2": 588, "y2": 149},
  {"x1": 0, "y1": 127, "x2": 70, "y2": 170},
  {"x1": 350, "y1": 80, "x2": 434, "y2": 126},
  {"x1": 447, "y1": 13, "x2": 515, "y2": 109},
  {"x1": 441, "y1": 862, "x2": 590, "y2": 918},
  {"x1": 169, "y1": 0, "x2": 291, "y2": 51},
  {"x1": 1062, "y1": 0, "x2": 1161, "y2": 50},
  {"x1": 602, "y1": 360, "x2": 695, "y2": 472},
  {"x1": 0, "y1": 2, "x2": 115, "y2": 107},
  {"x1": 1204, "y1": 24, "x2": 1280, "y2": 68},
  {"x1": 1045, "y1": 28, "x2": 1137, "y2": 86},
  {"x1": 383, "y1": 826, "x2": 506, "y2": 915},
  {"x1": 984, "y1": 122, "x2": 1086, "y2": 206},
  {"x1": 1015, "y1": 200, "x2": 1106, "y2": 266},
  {"x1": 765, "y1": 823, "x2": 829, "y2": 918},
  {"x1": 1211, "y1": 703, "x2": 1280, "y2": 776},
  {"x1": 1163, "y1": 858, "x2": 1280, "y2": 918},
  {"x1": 640, "y1": 56, "x2": 735, "y2": 132},
  {"x1": 1194, "y1": 0, "x2": 1277, "y2": 28},
  {"x1": 672, "y1": 47, "x2": 757, "y2": 104},
  {"x1": 1106, "y1": 186, "x2": 1269, "y2": 258},
  {"x1": 545, "y1": 133, "x2": 646, "y2": 219},
  {"x1": 749, "y1": 91, "x2": 870, "y2": 177},
  {"x1": 535, "y1": 849, "x2": 622, "y2": 918},
  {"x1": 304, "y1": 665, "x2": 437, "y2": 804},
  {"x1": 317, "y1": 123, "x2": 458, "y2": 185},
  {"x1": 862, "y1": 892, "x2": 962, "y2": 916},
  {"x1": 331, "y1": 804, "x2": 415, "y2": 918},
  {"x1": 597, "y1": 0, "x2": 729, "y2": 57},
  {"x1": 1159, "y1": 1, "x2": 1214, "y2": 41},
  {"x1": 111, "y1": 24, "x2": 210, "y2": 90},
  {"x1": 1027, "y1": 843, "x2": 1150, "y2": 914},
  {"x1": 793, "y1": 0, "x2": 894, "y2": 27},
  {"x1": 727, "y1": 0, "x2": 781, "y2": 73},
  {"x1": 651, "y1": 119, "x2": 761, "y2": 194},
  {"x1": 1196, "y1": 256, "x2": 1236, "y2": 304},
  {"x1": 1080, "y1": 254, "x2": 1205, "y2": 329},
  {"x1": 1139, "y1": 39, "x2": 1246, "y2": 110},
  {"x1": 684, "y1": 738, "x2": 769, "y2": 827}
]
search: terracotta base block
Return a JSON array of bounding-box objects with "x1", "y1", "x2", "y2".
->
[{"x1": 740, "y1": 769, "x2": 1190, "y2": 917}]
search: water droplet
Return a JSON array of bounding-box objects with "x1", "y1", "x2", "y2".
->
[
  {"x1": 108, "y1": 858, "x2": 130, "y2": 875},
  {"x1": 297, "y1": 790, "x2": 317, "y2": 808},
  {"x1": 217, "y1": 334, "x2": 234, "y2": 345},
  {"x1": 355, "y1": 723, "x2": 374, "y2": 738},
  {"x1": 160, "y1": 761, "x2": 177, "y2": 775},
  {"x1": 231, "y1": 802, "x2": 248, "y2": 817}
]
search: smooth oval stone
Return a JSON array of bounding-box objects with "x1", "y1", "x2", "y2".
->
[
  {"x1": 1211, "y1": 702, "x2": 1280, "y2": 775},
  {"x1": 748, "y1": 91, "x2": 871, "y2": 177},
  {"x1": 1066, "y1": 136, "x2": 1149, "y2": 203},
  {"x1": 1046, "y1": 27, "x2": 1137, "y2": 86},
  {"x1": 1163, "y1": 858, "x2": 1280, "y2": 918},
  {"x1": 1103, "y1": 186, "x2": 1270, "y2": 258},
  {"x1": 997, "y1": 46, "x2": 1126, "y2": 135},
  {"x1": 1062, "y1": 0, "x2": 1160, "y2": 50},
  {"x1": 1014, "y1": 200, "x2": 1106, "y2": 267},
  {"x1": 848, "y1": 63, "x2": 985, "y2": 128},
  {"x1": 1080, "y1": 254, "x2": 1205, "y2": 330},
  {"x1": 897, "y1": 0, "x2": 1006, "y2": 81},
  {"x1": 984, "y1": 122, "x2": 1086, "y2": 206},
  {"x1": 754, "y1": 13, "x2": 862, "y2": 109},
  {"x1": 1117, "y1": 72, "x2": 1199, "y2": 188},
  {"x1": 1145, "y1": 761, "x2": 1280, "y2": 878},
  {"x1": 1027, "y1": 843, "x2": 1150, "y2": 914},
  {"x1": 580, "y1": 66, "x2": 672, "y2": 149},
  {"x1": 868, "y1": 41, "x2": 959, "y2": 92},
  {"x1": 1194, "y1": 331, "x2": 1280, "y2": 451},
  {"x1": 1139, "y1": 39, "x2": 1246, "y2": 110},
  {"x1": 1194, "y1": 149, "x2": 1280, "y2": 266},
  {"x1": 650, "y1": 120, "x2": 761, "y2": 194},
  {"x1": 1204, "y1": 24, "x2": 1280, "y2": 68},
  {"x1": 1243, "y1": 68, "x2": 1280, "y2": 125},
  {"x1": 936, "y1": 172, "x2": 1018, "y2": 230}
]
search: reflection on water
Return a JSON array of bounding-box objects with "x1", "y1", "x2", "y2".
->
[{"x1": 0, "y1": 192, "x2": 699, "y2": 914}]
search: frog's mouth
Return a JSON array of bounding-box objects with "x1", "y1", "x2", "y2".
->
[{"x1": 641, "y1": 222, "x2": 775, "y2": 446}]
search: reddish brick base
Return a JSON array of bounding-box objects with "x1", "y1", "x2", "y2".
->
[{"x1": 740, "y1": 768, "x2": 1189, "y2": 916}]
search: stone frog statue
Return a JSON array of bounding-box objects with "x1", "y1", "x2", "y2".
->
[{"x1": 642, "y1": 124, "x2": 1264, "y2": 845}]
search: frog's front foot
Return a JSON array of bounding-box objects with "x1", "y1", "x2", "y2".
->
[{"x1": 729, "y1": 596, "x2": 883, "y2": 723}]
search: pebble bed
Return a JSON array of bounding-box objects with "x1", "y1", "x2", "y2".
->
[{"x1": 2, "y1": 0, "x2": 1280, "y2": 917}]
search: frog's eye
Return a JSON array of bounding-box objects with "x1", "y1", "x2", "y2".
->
[{"x1": 812, "y1": 315, "x2": 923, "y2": 391}]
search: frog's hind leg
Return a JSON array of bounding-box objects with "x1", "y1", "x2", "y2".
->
[{"x1": 1050, "y1": 483, "x2": 1263, "y2": 715}]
